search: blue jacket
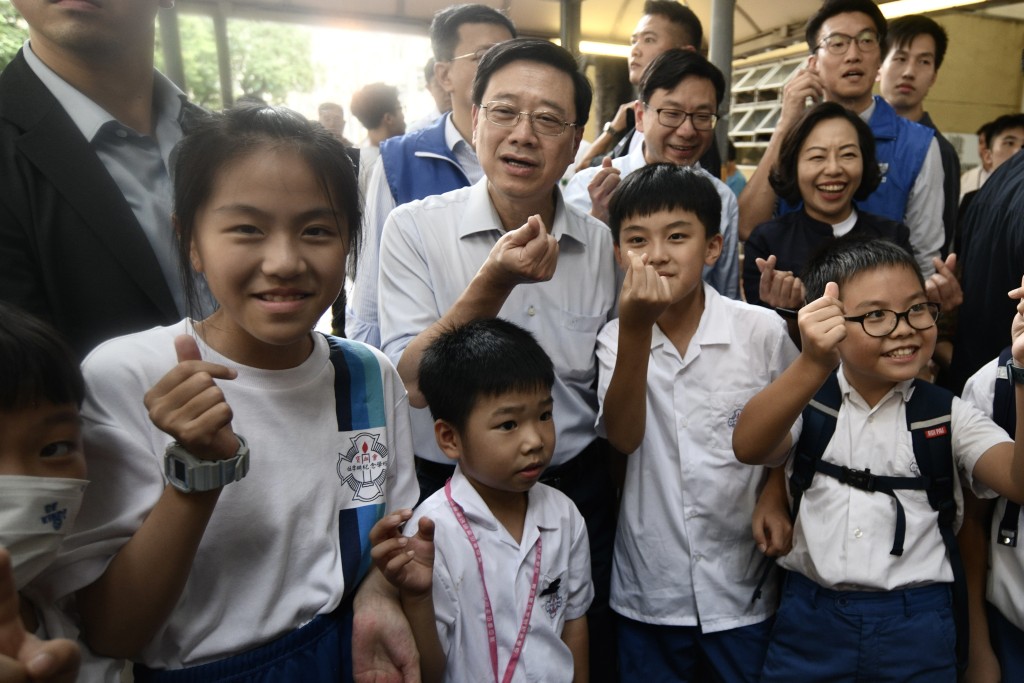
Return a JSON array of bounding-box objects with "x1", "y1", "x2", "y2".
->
[
  {"x1": 378, "y1": 113, "x2": 469, "y2": 205},
  {"x1": 859, "y1": 96, "x2": 934, "y2": 222}
]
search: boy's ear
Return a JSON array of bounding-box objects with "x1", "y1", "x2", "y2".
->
[
  {"x1": 613, "y1": 242, "x2": 625, "y2": 269},
  {"x1": 434, "y1": 419, "x2": 463, "y2": 463},
  {"x1": 704, "y1": 232, "x2": 723, "y2": 267}
]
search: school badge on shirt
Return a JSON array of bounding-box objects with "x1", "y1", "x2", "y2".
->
[{"x1": 337, "y1": 430, "x2": 388, "y2": 503}]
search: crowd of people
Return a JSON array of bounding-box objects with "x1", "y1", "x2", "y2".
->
[{"x1": 3, "y1": 0, "x2": 1024, "y2": 681}]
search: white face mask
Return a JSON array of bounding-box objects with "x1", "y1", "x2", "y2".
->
[{"x1": 0, "y1": 476, "x2": 88, "y2": 589}]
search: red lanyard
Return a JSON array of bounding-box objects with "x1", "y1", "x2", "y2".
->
[{"x1": 445, "y1": 478, "x2": 542, "y2": 683}]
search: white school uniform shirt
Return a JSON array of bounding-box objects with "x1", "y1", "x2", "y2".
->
[
  {"x1": 408, "y1": 467, "x2": 593, "y2": 683},
  {"x1": 378, "y1": 179, "x2": 617, "y2": 466},
  {"x1": 562, "y1": 138, "x2": 741, "y2": 300},
  {"x1": 778, "y1": 368, "x2": 1008, "y2": 591},
  {"x1": 595, "y1": 284, "x2": 798, "y2": 632},
  {"x1": 962, "y1": 358, "x2": 1024, "y2": 631}
]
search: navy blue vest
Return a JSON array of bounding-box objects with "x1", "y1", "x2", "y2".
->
[{"x1": 378, "y1": 113, "x2": 469, "y2": 206}]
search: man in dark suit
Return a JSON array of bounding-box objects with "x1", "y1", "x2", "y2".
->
[{"x1": 0, "y1": 0, "x2": 195, "y2": 357}]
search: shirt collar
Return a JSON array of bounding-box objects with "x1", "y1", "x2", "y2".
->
[
  {"x1": 448, "y1": 466, "x2": 558, "y2": 534},
  {"x1": 858, "y1": 97, "x2": 877, "y2": 124},
  {"x1": 444, "y1": 112, "x2": 470, "y2": 153},
  {"x1": 650, "y1": 282, "x2": 730, "y2": 353},
  {"x1": 460, "y1": 177, "x2": 585, "y2": 246},
  {"x1": 836, "y1": 364, "x2": 915, "y2": 408}
]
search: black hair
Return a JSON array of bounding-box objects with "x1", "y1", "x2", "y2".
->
[
  {"x1": 472, "y1": 38, "x2": 592, "y2": 128},
  {"x1": 802, "y1": 235, "x2": 924, "y2": 304},
  {"x1": 172, "y1": 103, "x2": 360, "y2": 318},
  {"x1": 769, "y1": 101, "x2": 881, "y2": 205},
  {"x1": 0, "y1": 302, "x2": 85, "y2": 410},
  {"x1": 886, "y1": 15, "x2": 948, "y2": 70},
  {"x1": 350, "y1": 83, "x2": 401, "y2": 129},
  {"x1": 984, "y1": 113, "x2": 1024, "y2": 148},
  {"x1": 429, "y1": 4, "x2": 516, "y2": 62},
  {"x1": 419, "y1": 318, "x2": 555, "y2": 432},
  {"x1": 805, "y1": 0, "x2": 887, "y2": 54},
  {"x1": 318, "y1": 102, "x2": 343, "y2": 115},
  {"x1": 607, "y1": 163, "x2": 722, "y2": 242},
  {"x1": 639, "y1": 49, "x2": 725, "y2": 107},
  {"x1": 642, "y1": 0, "x2": 703, "y2": 49}
]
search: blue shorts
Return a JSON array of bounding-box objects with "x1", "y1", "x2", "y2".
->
[
  {"x1": 762, "y1": 571, "x2": 956, "y2": 682},
  {"x1": 133, "y1": 605, "x2": 352, "y2": 683},
  {"x1": 987, "y1": 600, "x2": 1024, "y2": 680},
  {"x1": 617, "y1": 613, "x2": 772, "y2": 682}
]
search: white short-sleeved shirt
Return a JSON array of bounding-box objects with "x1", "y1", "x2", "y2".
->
[
  {"x1": 409, "y1": 467, "x2": 593, "y2": 683},
  {"x1": 42, "y1": 321, "x2": 418, "y2": 669},
  {"x1": 378, "y1": 179, "x2": 618, "y2": 465},
  {"x1": 596, "y1": 285, "x2": 798, "y2": 632},
  {"x1": 779, "y1": 369, "x2": 1009, "y2": 590},
  {"x1": 962, "y1": 357, "x2": 1024, "y2": 630},
  {"x1": 563, "y1": 140, "x2": 741, "y2": 300}
]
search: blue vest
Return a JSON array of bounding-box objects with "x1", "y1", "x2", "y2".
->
[
  {"x1": 858, "y1": 96, "x2": 935, "y2": 222},
  {"x1": 378, "y1": 113, "x2": 470, "y2": 206}
]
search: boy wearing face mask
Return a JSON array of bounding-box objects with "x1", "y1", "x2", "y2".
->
[{"x1": 0, "y1": 302, "x2": 113, "y2": 682}]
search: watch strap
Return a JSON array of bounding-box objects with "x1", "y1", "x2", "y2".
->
[
  {"x1": 165, "y1": 435, "x2": 250, "y2": 493},
  {"x1": 1008, "y1": 359, "x2": 1024, "y2": 385}
]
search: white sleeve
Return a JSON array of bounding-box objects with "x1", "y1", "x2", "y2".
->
[
  {"x1": 561, "y1": 167, "x2": 598, "y2": 217},
  {"x1": 348, "y1": 156, "x2": 397, "y2": 348},
  {"x1": 564, "y1": 505, "x2": 594, "y2": 620},
  {"x1": 904, "y1": 139, "x2": 945, "y2": 278}
]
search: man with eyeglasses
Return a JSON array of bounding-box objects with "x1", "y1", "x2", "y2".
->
[
  {"x1": 347, "y1": 3, "x2": 516, "y2": 347},
  {"x1": 377, "y1": 38, "x2": 620, "y2": 682},
  {"x1": 739, "y1": 0, "x2": 945, "y2": 284},
  {"x1": 565, "y1": 49, "x2": 740, "y2": 299}
]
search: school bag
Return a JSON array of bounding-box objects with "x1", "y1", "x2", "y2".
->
[
  {"x1": 789, "y1": 369, "x2": 967, "y2": 671},
  {"x1": 992, "y1": 346, "x2": 1020, "y2": 547}
]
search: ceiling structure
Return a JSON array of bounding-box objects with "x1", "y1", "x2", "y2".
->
[{"x1": 176, "y1": 0, "x2": 1024, "y2": 59}]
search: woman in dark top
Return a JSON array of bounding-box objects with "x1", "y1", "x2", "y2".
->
[{"x1": 743, "y1": 102, "x2": 911, "y2": 307}]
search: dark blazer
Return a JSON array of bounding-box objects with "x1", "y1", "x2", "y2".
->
[{"x1": 0, "y1": 50, "x2": 192, "y2": 357}]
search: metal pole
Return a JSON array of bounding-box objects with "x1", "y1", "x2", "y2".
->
[
  {"x1": 560, "y1": 0, "x2": 582, "y2": 58},
  {"x1": 213, "y1": 8, "x2": 233, "y2": 108},
  {"x1": 158, "y1": 7, "x2": 186, "y2": 90},
  {"x1": 709, "y1": 0, "x2": 735, "y2": 162}
]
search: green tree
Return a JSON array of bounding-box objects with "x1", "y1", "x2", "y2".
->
[
  {"x1": 157, "y1": 15, "x2": 313, "y2": 110},
  {"x1": 0, "y1": 1, "x2": 28, "y2": 71}
]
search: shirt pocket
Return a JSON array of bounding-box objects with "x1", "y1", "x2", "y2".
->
[
  {"x1": 706, "y1": 387, "x2": 761, "y2": 452},
  {"x1": 548, "y1": 312, "x2": 605, "y2": 384}
]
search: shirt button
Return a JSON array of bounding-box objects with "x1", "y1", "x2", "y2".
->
[
  {"x1": 527, "y1": 306, "x2": 536, "y2": 316},
  {"x1": 115, "y1": 129, "x2": 128, "y2": 138},
  {"x1": 854, "y1": 528, "x2": 863, "y2": 539}
]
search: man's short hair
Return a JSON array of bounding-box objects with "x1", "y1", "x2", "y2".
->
[
  {"x1": 429, "y1": 4, "x2": 516, "y2": 62},
  {"x1": 639, "y1": 49, "x2": 725, "y2": 107},
  {"x1": 985, "y1": 113, "x2": 1024, "y2": 147},
  {"x1": 769, "y1": 101, "x2": 882, "y2": 206},
  {"x1": 887, "y1": 15, "x2": 948, "y2": 70},
  {"x1": 607, "y1": 163, "x2": 722, "y2": 242},
  {"x1": 802, "y1": 235, "x2": 923, "y2": 304},
  {"x1": 318, "y1": 102, "x2": 343, "y2": 115},
  {"x1": 350, "y1": 83, "x2": 401, "y2": 129},
  {"x1": 642, "y1": 0, "x2": 703, "y2": 49},
  {"x1": 805, "y1": 0, "x2": 887, "y2": 54},
  {"x1": 472, "y1": 38, "x2": 592, "y2": 128},
  {"x1": 419, "y1": 318, "x2": 555, "y2": 432}
]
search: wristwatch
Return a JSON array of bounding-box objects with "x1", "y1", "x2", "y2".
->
[
  {"x1": 602, "y1": 121, "x2": 621, "y2": 136},
  {"x1": 164, "y1": 435, "x2": 250, "y2": 493},
  {"x1": 1008, "y1": 358, "x2": 1024, "y2": 384}
]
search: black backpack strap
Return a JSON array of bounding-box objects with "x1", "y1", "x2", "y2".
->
[
  {"x1": 906, "y1": 379, "x2": 966, "y2": 672},
  {"x1": 790, "y1": 371, "x2": 843, "y2": 518},
  {"x1": 994, "y1": 347, "x2": 1021, "y2": 548}
]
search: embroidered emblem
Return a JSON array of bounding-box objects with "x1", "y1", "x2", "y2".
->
[
  {"x1": 40, "y1": 502, "x2": 67, "y2": 530},
  {"x1": 727, "y1": 408, "x2": 742, "y2": 429},
  {"x1": 878, "y1": 162, "x2": 889, "y2": 183},
  {"x1": 542, "y1": 587, "x2": 563, "y2": 619},
  {"x1": 337, "y1": 432, "x2": 388, "y2": 502},
  {"x1": 925, "y1": 426, "x2": 948, "y2": 439}
]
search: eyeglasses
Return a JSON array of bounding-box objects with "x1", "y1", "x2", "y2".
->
[
  {"x1": 817, "y1": 29, "x2": 881, "y2": 55},
  {"x1": 843, "y1": 302, "x2": 940, "y2": 338},
  {"x1": 648, "y1": 107, "x2": 718, "y2": 131},
  {"x1": 450, "y1": 47, "x2": 491, "y2": 63},
  {"x1": 481, "y1": 101, "x2": 577, "y2": 137}
]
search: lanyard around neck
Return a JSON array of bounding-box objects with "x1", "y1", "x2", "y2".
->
[{"x1": 444, "y1": 478, "x2": 542, "y2": 683}]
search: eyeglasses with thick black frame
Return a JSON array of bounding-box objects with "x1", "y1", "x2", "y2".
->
[
  {"x1": 816, "y1": 29, "x2": 881, "y2": 56},
  {"x1": 480, "y1": 101, "x2": 577, "y2": 137},
  {"x1": 843, "y1": 302, "x2": 941, "y2": 338},
  {"x1": 646, "y1": 107, "x2": 718, "y2": 131}
]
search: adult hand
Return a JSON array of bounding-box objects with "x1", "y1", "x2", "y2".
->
[
  {"x1": 481, "y1": 215, "x2": 559, "y2": 291},
  {"x1": 618, "y1": 250, "x2": 672, "y2": 331},
  {"x1": 144, "y1": 335, "x2": 238, "y2": 461},
  {"x1": 925, "y1": 253, "x2": 962, "y2": 310},
  {"x1": 756, "y1": 255, "x2": 806, "y2": 309},
  {"x1": 778, "y1": 66, "x2": 824, "y2": 132},
  {"x1": 798, "y1": 281, "x2": 846, "y2": 371},
  {"x1": 352, "y1": 571, "x2": 422, "y2": 683},
  {"x1": 0, "y1": 549, "x2": 80, "y2": 683},
  {"x1": 1009, "y1": 275, "x2": 1024, "y2": 365},
  {"x1": 587, "y1": 156, "x2": 621, "y2": 225}
]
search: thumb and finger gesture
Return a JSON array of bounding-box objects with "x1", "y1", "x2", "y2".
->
[
  {"x1": 798, "y1": 281, "x2": 846, "y2": 369},
  {"x1": 619, "y1": 250, "x2": 671, "y2": 329},
  {"x1": 487, "y1": 215, "x2": 559, "y2": 288}
]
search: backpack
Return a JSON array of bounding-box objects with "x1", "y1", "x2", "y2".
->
[
  {"x1": 992, "y1": 346, "x2": 1020, "y2": 547},
  {"x1": 789, "y1": 370, "x2": 967, "y2": 671}
]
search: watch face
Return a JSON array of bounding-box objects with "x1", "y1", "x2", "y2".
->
[{"x1": 174, "y1": 458, "x2": 187, "y2": 484}]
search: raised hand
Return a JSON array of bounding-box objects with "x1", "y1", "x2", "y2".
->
[
  {"x1": 370, "y1": 512, "x2": 435, "y2": 599},
  {"x1": 798, "y1": 281, "x2": 846, "y2": 370},
  {"x1": 144, "y1": 335, "x2": 238, "y2": 461},
  {"x1": 483, "y1": 215, "x2": 559, "y2": 290},
  {"x1": 779, "y1": 65, "x2": 825, "y2": 131},
  {"x1": 756, "y1": 255, "x2": 806, "y2": 309},
  {"x1": 618, "y1": 250, "x2": 672, "y2": 330},
  {"x1": 925, "y1": 253, "x2": 962, "y2": 310},
  {"x1": 587, "y1": 156, "x2": 622, "y2": 224},
  {"x1": 1010, "y1": 275, "x2": 1024, "y2": 364}
]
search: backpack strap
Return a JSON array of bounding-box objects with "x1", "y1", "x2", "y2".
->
[
  {"x1": 994, "y1": 347, "x2": 1021, "y2": 548},
  {"x1": 789, "y1": 371, "x2": 843, "y2": 519}
]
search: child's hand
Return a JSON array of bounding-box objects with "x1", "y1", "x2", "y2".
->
[
  {"x1": 370, "y1": 511, "x2": 435, "y2": 598},
  {"x1": 0, "y1": 549, "x2": 80, "y2": 683},
  {"x1": 1010, "y1": 275, "x2": 1024, "y2": 365},
  {"x1": 484, "y1": 215, "x2": 559, "y2": 290},
  {"x1": 925, "y1": 253, "x2": 962, "y2": 310},
  {"x1": 618, "y1": 250, "x2": 671, "y2": 330},
  {"x1": 756, "y1": 255, "x2": 805, "y2": 309},
  {"x1": 587, "y1": 156, "x2": 621, "y2": 224},
  {"x1": 144, "y1": 335, "x2": 239, "y2": 461},
  {"x1": 798, "y1": 281, "x2": 845, "y2": 370}
]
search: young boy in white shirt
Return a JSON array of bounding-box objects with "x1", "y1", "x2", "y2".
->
[
  {"x1": 734, "y1": 238, "x2": 1024, "y2": 681},
  {"x1": 597, "y1": 162, "x2": 798, "y2": 681},
  {"x1": 371, "y1": 318, "x2": 593, "y2": 683}
]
